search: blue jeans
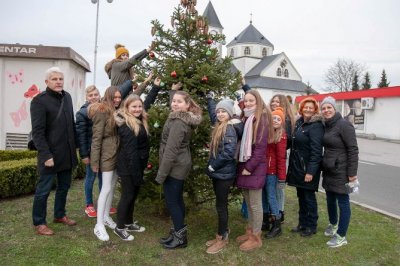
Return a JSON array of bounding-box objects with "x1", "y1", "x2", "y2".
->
[
  {"x1": 84, "y1": 164, "x2": 102, "y2": 206},
  {"x1": 163, "y1": 176, "x2": 185, "y2": 231},
  {"x1": 266, "y1": 175, "x2": 280, "y2": 218},
  {"x1": 32, "y1": 169, "x2": 72, "y2": 225},
  {"x1": 276, "y1": 185, "x2": 285, "y2": 212},
  {"x1": 261, "y1": 176, "x2": 270, "y2": 214},
  {"x1": 326, "y1": 191, "x2": 351, "y2": 237},
  {"x1": 296, "y1": 187, "x2": 318, "y2": 230}
]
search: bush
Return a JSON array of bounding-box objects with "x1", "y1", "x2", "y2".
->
[
  {"x1": 0, "y1": 150, "x2": 37, "y2": 162},
  {"x1": 0, "y1": 158, "x2": 38, "y2": 198}
]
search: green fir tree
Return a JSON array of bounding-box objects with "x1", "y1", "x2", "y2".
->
[
  {"x1": 362, "y1": 72, "x2": 371, "y2": 90},
  {"x1": 134, "y1": 0, "x2": 241, "y2": 208},
  {"x1": 377, "y1": 69, "x2": 390, "y2": 88},
  {"x1": 352, "y1": 73, "x2": 360, "y2": 91}
]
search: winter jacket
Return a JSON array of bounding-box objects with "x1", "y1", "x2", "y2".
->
[
  {"x1": 322, "y1": 112, "x2": 359, "y2": 194},
  {"x1": 75, "y1": 102, "x2": 92, "y2": 159},
  {"x1": 236, "y1": 113, "x2": 269, "y2": 189},
  {"x1": 156, "y1": 111, "x2": 202, "y2": 184},
  {"x1": 89, "y1": 103, "x2": 119, "y2": 172},
  {"x1": 115, "y1": 113, "x2": 149, "y2": 185},
  {"x1": 266, "y1": 132, "x2": 287, "y2": 181},
  {"x1": 286, "y1": 114, "x2": 324, "y2": 191},
  {"x1": 30, "y1": 88, "x2": 77, "y2": 175},
  {"x1": 285, "y1": 117, "x2": 293, "y2": 150},
  {"x1": 206, "y1": 98, "x2": 244, "y2": 180},
  {"x1": 105, "y1": 49, "x2": 148, "y2": 86}
]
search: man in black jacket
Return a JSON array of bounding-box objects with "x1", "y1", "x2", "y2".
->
[{"x1": 30, "y1": 67, "x2": 78, "y2": 236}]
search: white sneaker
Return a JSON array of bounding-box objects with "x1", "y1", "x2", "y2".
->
[
  {"x1": 103, "y1": 216, "x2": 116, "y2": 230},
  {"x1": 94, "y1": 224, "x2": 109, "y2": 241},
  {"x1": 125, "y1": 221, "x2": 146, "y2": 233},
  {"x1": 324, "y1": 223, "x2": 338, "y2": 237},
  {"x1": 327, "y1": 233, "x2": 348, "y2": 248},
  {"x1": 114, "y1": 227, "x2": 134, "y2": 241}
]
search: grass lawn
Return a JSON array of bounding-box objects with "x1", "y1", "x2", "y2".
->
[{"x1": 0, "y1": 179, "x2": 399, "y2": 265}]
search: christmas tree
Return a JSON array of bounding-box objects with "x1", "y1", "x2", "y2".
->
[{"x1": 136, "y1": 0, "x2": 241, "y2": 209}]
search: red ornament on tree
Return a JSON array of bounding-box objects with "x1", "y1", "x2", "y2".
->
[
  {"x1": 147, "y1": 163, "x2": 153, "y2": 170},
  {"x1": 207, "y1": 39, "x2": 212, "y2": 45},
  {"x1": 170, "y1": 71, "x2": 177, "y2": 78},
  {"x1": 149, "y1": 52, "x2": 155, "y2": 58},
  {"x1": 201, "y1": 75, "x2": 208, "y2": 83}
]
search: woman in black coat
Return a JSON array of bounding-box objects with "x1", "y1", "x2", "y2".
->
[
  {"x1": 321, "y1": 96, "x2": 359, "y2": 248},
  {"x1": 113, "y1": 78, "x2": 161, "y2": 241},
  {"x1": 287, "y1": 97, "x2": 324, "y2": 237}
]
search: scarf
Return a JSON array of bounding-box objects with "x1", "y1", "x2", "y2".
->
[{"x1": 239, "y1": 108, "x2": 255, "y2": 162}]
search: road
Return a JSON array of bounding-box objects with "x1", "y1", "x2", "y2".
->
[{"x1": 320, "y1": 137, "x2": 400, "y2": 219}]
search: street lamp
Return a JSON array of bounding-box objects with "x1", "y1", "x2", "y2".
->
[{"x1": 91, "y1": 0, "x2": 113, "y2": 85}]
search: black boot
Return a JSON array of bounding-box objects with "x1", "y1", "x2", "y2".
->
[
  {"x1": 280, "y1": 211, "x2": 285, "y2": 224},
  {"x1": 159, "y1": 228, "x2": 174, "y2": 244},
  {"x1": 163, "y1": 226, "x2": 188, "y2": 249},
  {"x1": 300, "y1": 227, "x2": 316, "y2": 237},
  {"x1": 291, "y1": 224, "x2": 305, "y2": 233},
  {"x1": 266, "y1": 216, "x2": 282, "y2": 239},
  {"x1": 261, "y1": 213, "x2": 270, "y2": 231}
]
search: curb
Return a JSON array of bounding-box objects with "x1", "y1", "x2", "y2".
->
[{"x1": 318, "y1": 189, "x2": 400, "y2": 220}]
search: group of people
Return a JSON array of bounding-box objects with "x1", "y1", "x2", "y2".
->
[{"x1": 30, "y1": 42, "x2": 359, "y2": 254}]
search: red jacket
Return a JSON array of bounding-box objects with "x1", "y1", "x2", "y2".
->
[{"x1": 266, "y1": 132, "x2": 287, "y2": 181}]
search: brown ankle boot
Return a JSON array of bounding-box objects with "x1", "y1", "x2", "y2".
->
[
  {"x1": 206, "y1": 234, "x2": 228, "y2": 254},
  {"x1": 236, "y1": 227, "x2": 252, "y2": 243},
  {"x1": 239, "y1": 231, "x2": 262, "y2": 251}
]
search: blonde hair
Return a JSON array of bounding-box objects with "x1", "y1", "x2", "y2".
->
[
  {"x1": 243, "y1": 89, "x2": 274, "y2": 144},
  {"x1": 121, "y1": 94, "x2": 149, "y2": 136},
  {"x1": 270, "y1": 94, "x2": 295, "y2": 134},
  {"x1": 85, "y1": 85, "x2": 98, "y2": 95},
  {"x1": 210, "y1": 120, "x2": 229, "y2": 158}
]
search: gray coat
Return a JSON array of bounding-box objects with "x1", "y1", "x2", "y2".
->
[
  {"x1": 322, "y1": 112, "x2": 359, "y2": 194},
  {"x1": 155, "y1": 111, "x2": 202, "y2": 184}
]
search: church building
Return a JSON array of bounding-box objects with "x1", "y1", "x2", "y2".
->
[{"x1": 203, "y1": 1, "x2": 312, "y2": 103}]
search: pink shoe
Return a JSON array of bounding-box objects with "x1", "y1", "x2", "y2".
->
[
  {"x1": 85, "y1": 205, "x2": 97, "y2": 218},
  {"x1": 109, "y1": 207, "x2": 117, "y2": 215}
]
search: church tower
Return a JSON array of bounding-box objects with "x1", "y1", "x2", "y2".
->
[{"x1": 202, "y1": 1, "x2": 223, "y2": 56}]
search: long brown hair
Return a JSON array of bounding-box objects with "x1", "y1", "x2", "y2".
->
[
  {"x1": 243, "y1": 89, "x2": 274, "y2": 144},
  {"x1": 121, "y1": 94, "x2": 149, "y2": 136},
  {"x1": 173, "y1": 91, "x2": 202, "y2": 115},
  {"x1": 270, "y1": 94, "x2": 295, "y2": 134},
  {"x1": 100, "y1": 86, "x2": 120, "y2": 129}
]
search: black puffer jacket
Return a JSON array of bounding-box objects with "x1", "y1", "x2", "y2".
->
[
  {"x1": 287, "y1": 114, "x2": 324, "y2": 191},
  {"x1": 76, "y1": 102, "x2": 92, "y2": 159},
  {"x1": 115, "y1": 113, "x2": 149, "y2": 185},
  {"x1": 322, "y1": 112, "x2": 359, "y2": 194}
]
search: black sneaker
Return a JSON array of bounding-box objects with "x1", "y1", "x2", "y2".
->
[
  {"x1": 125, "y1": 221, "x2": 145, "y2": 232},
  {"x1": 114, "y1": 227, "x2": 134, "y2": 241}
]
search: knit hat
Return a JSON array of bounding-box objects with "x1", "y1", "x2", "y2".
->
[
  {"x1": 299, "y1": 97, "x2": 319, "y2": 116},
  {"x1": 115, "y1": 44, "x2": 129, "y2": 59},
  {"x1": 272, "y1": 107, "x2": 285, "y2": 122},
  {"x1": 216, "y1": 99, "x2": 234, "y2": 118},
  {"x1": 321, "y1": 96, "x2": 336, "y2": 110}
]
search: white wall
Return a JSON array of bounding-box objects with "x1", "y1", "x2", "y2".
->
[
  {"x1": 261, "y1": 55, "x2": 302, "y2": 81},
  {"x1": 232, "y1": 57, "x2": 260, "y2": 75},
  {"x1": 0, "y1": 58, "x2": 86, "y2": 149},
  {"x1": 365, "y1": 98, "x2": 400, "y2": 140}
]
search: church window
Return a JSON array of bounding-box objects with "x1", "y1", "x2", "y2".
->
[
  {"x1": 244, "y1": 46, "x2": 250, "y2": 55},
  {"x1": 277, "y1": 68, "x2": 282, "y2": 77},
  {"x1": 284, "y1": 69, "x2": 289, "y2": 78},
  {"x1": 230, "y1": 48, "x2": 234, "y2": 57},
  {"x1": 262, "y1": 48, "x2": 267, "y2": 57}
]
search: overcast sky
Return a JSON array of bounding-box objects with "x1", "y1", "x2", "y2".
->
[{"x1": 1, "y1": 0, "x2": 399, "y2": 92}]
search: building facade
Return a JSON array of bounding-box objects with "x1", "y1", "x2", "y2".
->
[{"x1": 0, "y1": 43, "x2": 90, "y2": 149}]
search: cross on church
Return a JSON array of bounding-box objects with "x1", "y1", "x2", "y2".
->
[{"x1": 250, "y1": 13, "x2": 253, "y2": 24}]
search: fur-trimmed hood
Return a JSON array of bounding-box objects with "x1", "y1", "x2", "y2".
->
[
  {"x1": 87, "y1": 102, "x2": 114, "y2": 119},
  {"x1": 168, "y1": 111, "x2": 202, "y2": 126},
  {"x1": 114, "y1": 110, "x2": 126, "y2": 127}
]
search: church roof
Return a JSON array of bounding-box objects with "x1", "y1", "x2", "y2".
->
[
  {"x1": 246, "y1": 54, "x2": 281, "y2": 76},
  {"x1": 245, "y1": 76, "x2": 307, "y2": 93},
  {"x1": 227, "y1": 23, "x2": 274, "y2": 48},
  {"x1": 203, "y1": 1, "x2": 223, "y2": 29}
]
